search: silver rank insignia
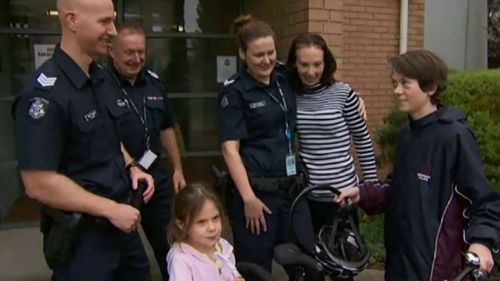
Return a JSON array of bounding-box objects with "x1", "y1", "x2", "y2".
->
[
  {"x1": 36, "y1": 73, "x2": 57, "y2": 87},
  {"x1": 220, "y1": 95, "x2": 229, "y2": 108},
  {"x1": 28, "y1": 97, "x2": 49, "y2": 120}
]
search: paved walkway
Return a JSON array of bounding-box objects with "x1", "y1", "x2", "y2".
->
[{"x1": 0, "y1": 226, "x2": 383, "y2": 281}]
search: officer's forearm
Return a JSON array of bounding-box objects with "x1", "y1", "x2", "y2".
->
[
  {"x1": 221, "y1": 141, "x2": 256, "y2": 202},
  {"x1": 160, "y1": 128, "x2": 183, "y2": 172},
  {"x1": 120, "y1": 143, "x2": 134, "y2": 166},
  {"x1": 20, "y1": 170, "x2": 118, "y2": 218}
]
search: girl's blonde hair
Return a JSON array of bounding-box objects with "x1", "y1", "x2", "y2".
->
[{"x1": 168, "y1": 183, "x2": 226, "y2": 244}]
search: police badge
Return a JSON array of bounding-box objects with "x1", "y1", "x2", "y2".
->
[{"x1": 28, "y1": 97, "x2": 49, "y2": 120}]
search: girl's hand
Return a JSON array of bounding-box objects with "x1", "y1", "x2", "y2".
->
[
  {"x1": 234, "y1": 277, "x2": 245, "y2": 281},
  {"x1": 243, "y1": 196, "x2": 272, "y2": 235}
]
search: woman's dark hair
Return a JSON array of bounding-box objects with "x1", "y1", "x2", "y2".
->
[
  {"x1": 231, "y1": 14, "x2": 275, "y2": 52},
  {"x1": 286, "y1": 33, "x2": 337, "y2": 92},
  {"x1": 389, "y1": 49, "x2": 448, "y2": 104},
  {"x1": 167, "y1": 183, "x2": 226, "y2": 245}
]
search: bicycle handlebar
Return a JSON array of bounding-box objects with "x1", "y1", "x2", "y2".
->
[{"x1": 450, "y1": 252, "x2": 489, "y2": 281}]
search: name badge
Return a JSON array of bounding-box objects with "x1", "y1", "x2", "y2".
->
[
  {"x1": 285, "y1": 154, "x2": 297, "y2": 176},
  {"x1": 138, "y1": 149, "x2": 158, "y2": 170}
]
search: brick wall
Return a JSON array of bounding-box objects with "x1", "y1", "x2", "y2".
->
[
  {"x1": 315, "y1": 0, "x2": 425, "y2": 129},
  {"x1": 249, "y1": 0, "x2": 425, "y2": 130},
  {"x1": 246, "y1": 0, "x2": 309, "y2": 60}
]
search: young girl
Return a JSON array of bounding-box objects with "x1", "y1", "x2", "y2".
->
[{"x1": 167, "y1": 184, "x2": 244, "y2": 281}]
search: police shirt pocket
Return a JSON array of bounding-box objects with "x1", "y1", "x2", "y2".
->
[
  {"x1": 246, "y1": 100, "x2": 267, "y2": 117},
  {"x1": 77, "y1": 114, "x2": 98, "y2": 133},
  {"x1": 107, "y1": 102, "x2": 130, "y2": 119},
  {"x1": 75, "y1": 115, "x2": 104, "y2": 160},
  {"x1": 145, "y1": 99, "x2": 166, "y2": 130}
]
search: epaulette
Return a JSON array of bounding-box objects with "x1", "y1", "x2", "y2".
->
[
  {"x1": 222, "y1": 73, "x2": 240, "y2": 87},
  {"x1": 144, "y1": 68, "x2": 165, "y2": 91},
  {"x1": 223, "y1": 79, "x2": 236, "y2": 86},
  {"x1": 274, "y1": 60, "x2": 287, "y2": 73},
  {"x1": 146, "y1": 69, "x2": 160, "y2": 80},
  {"x1": 33, "y1": 61, "x2": 59, "y2": 92}
]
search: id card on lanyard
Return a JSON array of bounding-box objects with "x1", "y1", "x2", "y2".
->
[
  {"x1": 267, "y1": 81, "x2": 296, "y2": 176},
  {"x1": 111, "y1": 73, "x2": 158, "y2": 169}
]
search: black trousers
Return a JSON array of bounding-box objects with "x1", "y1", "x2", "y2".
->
[
  {"x1": 140, "y1": 175, "x2": 173, "y2": 281},
  {"x1": 229, "y1": 189, "x2": 323, "y2": 281},
  {"x1": 51, "y1": 222, "x2": 150, "y2": 281}
]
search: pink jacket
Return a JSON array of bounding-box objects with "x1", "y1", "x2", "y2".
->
[{"x1": 167, "y1": 238, "x2": 239, "y2": 281}]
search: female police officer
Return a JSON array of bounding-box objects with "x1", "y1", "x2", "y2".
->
[{"x1": 218, "y1": 15, "x2": 320, "y2": 280}]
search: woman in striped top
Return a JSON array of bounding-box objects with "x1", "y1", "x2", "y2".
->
[{"x1": 286, "y1": 33, "x2": 378, "y2": 236}]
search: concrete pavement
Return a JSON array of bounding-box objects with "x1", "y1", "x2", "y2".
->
[{"x1": 0, "y1": 226, "x2": 383, "y2": 281}]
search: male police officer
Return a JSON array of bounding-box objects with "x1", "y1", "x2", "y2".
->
[
  {"x1": 13, "y1": 0, "x2": 155, "y2": 280},
  {"x1": 107, "y1": 23, "x2": 186, "y2": 280}
]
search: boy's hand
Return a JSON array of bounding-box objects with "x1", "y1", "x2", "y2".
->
[
  {"x1": 468, "y1": 243, "x2": 494, "y2": 272},
  {"x1": 334, "y1": 187, "x2": 360, "y2": 206}
]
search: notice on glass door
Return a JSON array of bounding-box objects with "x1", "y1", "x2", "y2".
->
[
  {"x1": 216, "y1": 56, "x2": 236, "y2": 83},
  {"x1": 34, "y1": 44, "x2": 56, "y2": 69}
]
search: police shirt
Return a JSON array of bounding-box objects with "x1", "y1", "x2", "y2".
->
[
  {"x1": 218, "y1": 64, "x2": 296, "y2": 177},
  {"x1": 105, "y1": 65, "x2": 176, "y2": 181},
  {"x1": 13, "y1": 45, "x2": 129, "y2": 199}
]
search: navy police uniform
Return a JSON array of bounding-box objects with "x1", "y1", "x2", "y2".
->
[
  {"x1": 105, "y1": 65, "x2": 176, "y2": 281},
  {"x1": 13, "y1": 45, "x2": 149, "y2": 281},
  {"x1": 218, "y1": 64, "x2": 320, "y2": 280}
]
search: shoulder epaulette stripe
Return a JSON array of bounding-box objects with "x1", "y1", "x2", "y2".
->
[
  {"x1": 36, "y1": 73, "x2": 57, "y2": 87},
  {"x1": 146, "y1": 69, "x2": 159, "y2": 79},
  {"x1": 223, "y1": 79, "x2": 235, "y2": 86}
]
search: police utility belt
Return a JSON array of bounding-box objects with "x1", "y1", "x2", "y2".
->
[
  {"x1": 249, "y1": 173, "x2": 306, "y2": 196},
  {"x1": 40, "y1": 181, "x2": 147, "y2": 268}
]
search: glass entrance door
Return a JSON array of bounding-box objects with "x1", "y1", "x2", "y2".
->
[{"x1": 0, "y1": 0, "x2": 241, "y2": 226}]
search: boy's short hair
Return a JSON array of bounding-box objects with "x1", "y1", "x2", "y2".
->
[{"x1": 389, "y1": 50, "x2": 448, "y2": 104}]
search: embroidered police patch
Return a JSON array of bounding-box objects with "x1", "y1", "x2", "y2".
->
[
  {"x1": 28, "y1": 97, "x2": 49, "y2": 120},
  {"x1": 220, "y1": 95, "x2": 229, "y2": 108},
  {"x1": 116, "y1": 99, "x2": 128, "y2": 107},
  {"x1": 84, "y1": 110, "x2": 97, "y2": 122}
]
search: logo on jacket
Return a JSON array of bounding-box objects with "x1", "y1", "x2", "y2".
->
[
  {"x1": 417, "y1": 164, "x2": 432, "y2": 182},
  {"x1": 28, "y1": 97, "x2": 49, "y2": 120},
  {"x1": 116, "y1": 99, "x2": 128, "y2": 107},
  {"x1": 84, "y1": 110, "x2": 97, "y2": 122}
]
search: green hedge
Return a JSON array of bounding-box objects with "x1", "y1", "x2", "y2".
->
[{"x1": 362, "y1": 69, "x2": 500, "y2": 272}]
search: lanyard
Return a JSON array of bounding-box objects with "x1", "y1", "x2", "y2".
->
[
  {"x1": 111, "y1": 73, "x2": 151, "y2": 150},
  {"x1": 266, "y1": 81, "x2": 292, "y2": 154}
]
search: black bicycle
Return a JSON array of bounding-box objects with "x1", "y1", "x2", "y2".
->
[{"x1": 235, "y1": 244, "x2": 322, "y2": 281}]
